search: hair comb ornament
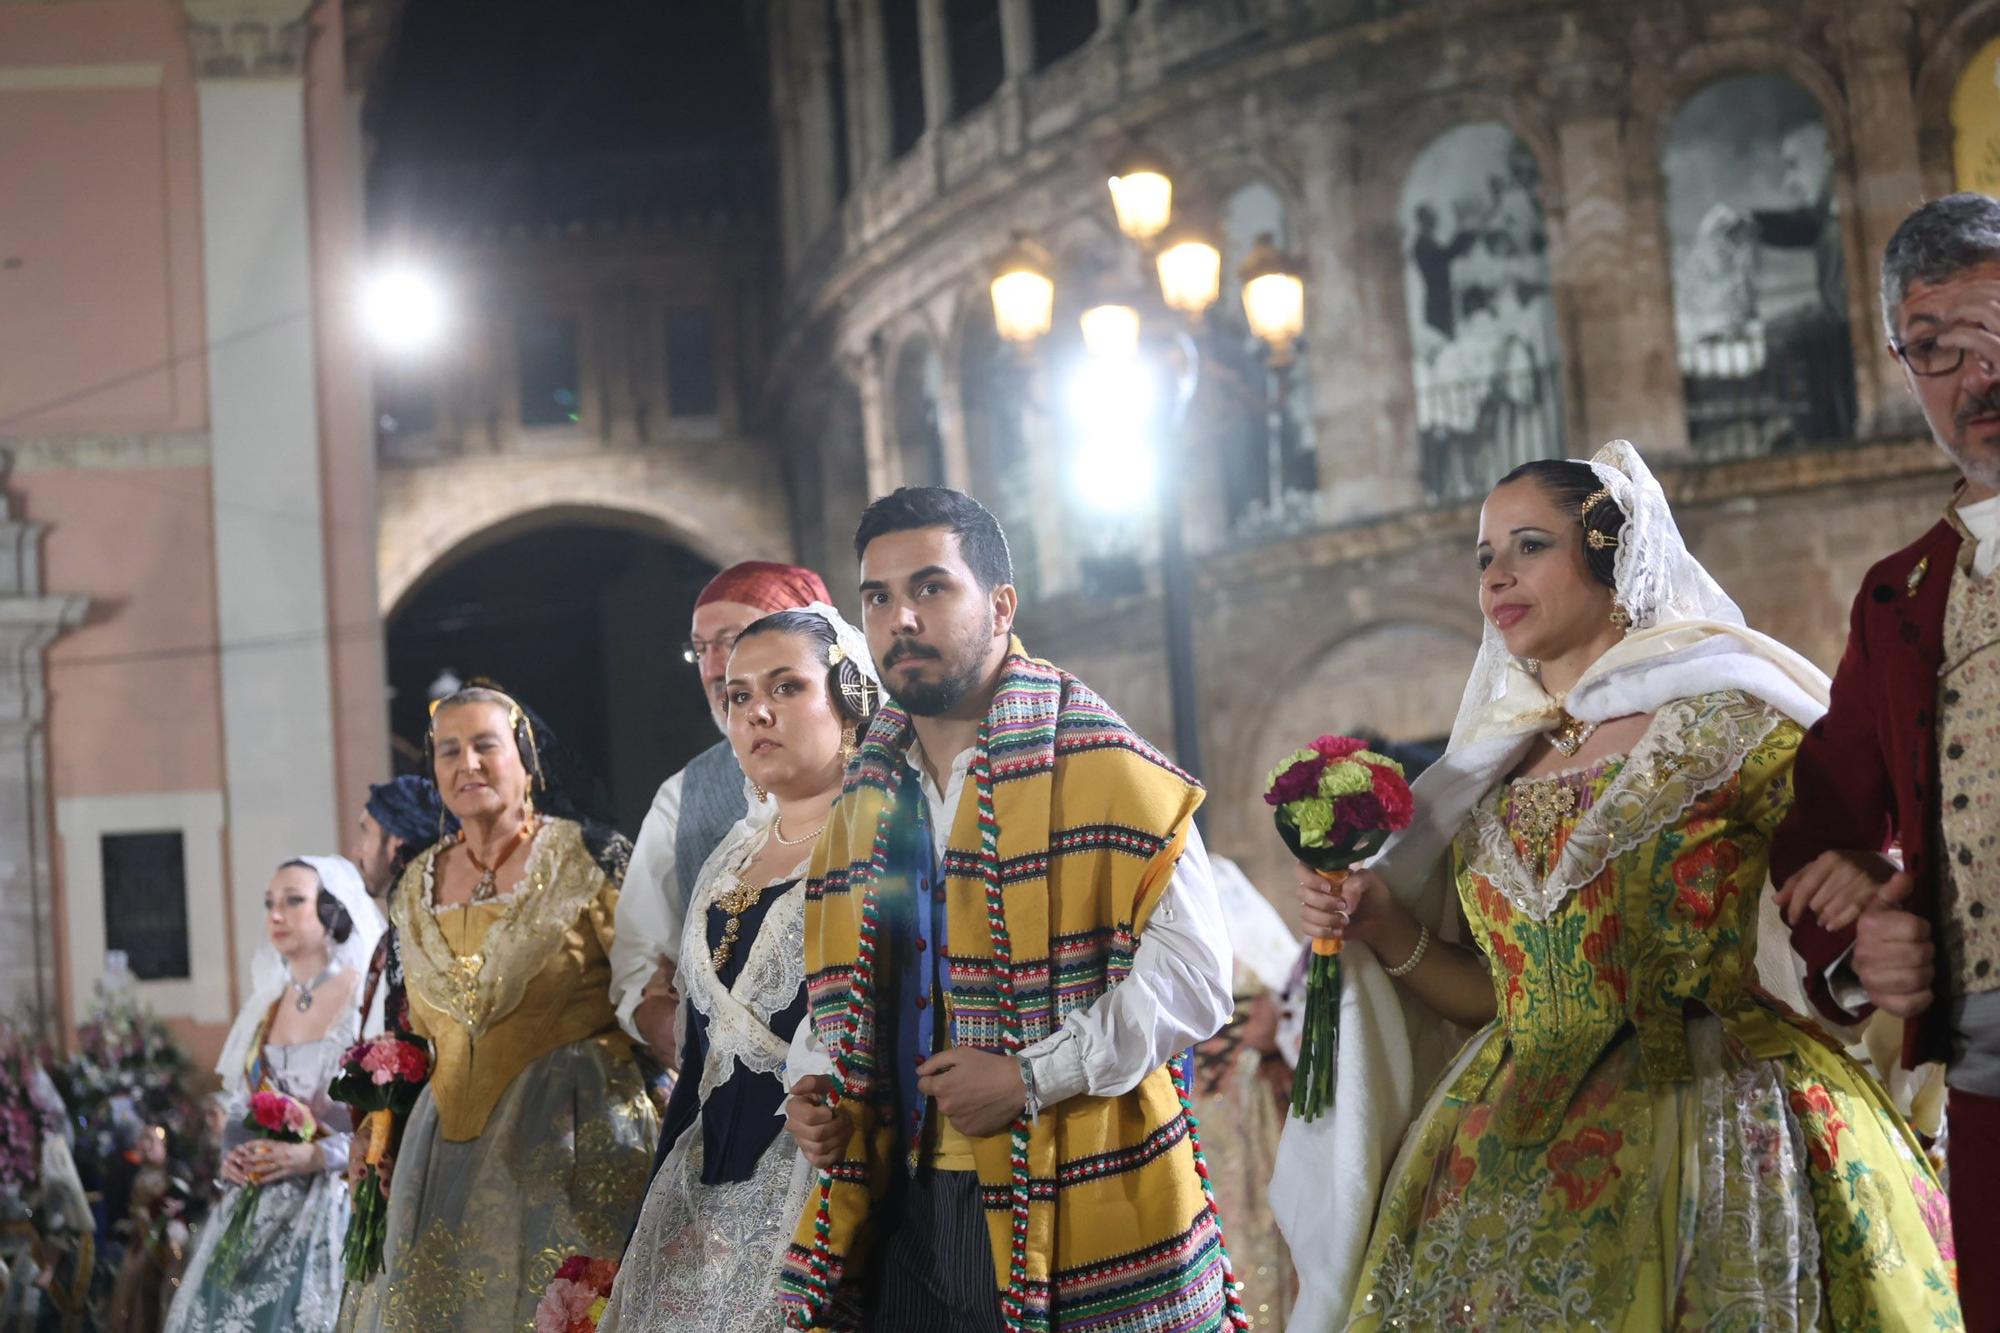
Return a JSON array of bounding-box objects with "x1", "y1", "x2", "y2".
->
[
  {"x1": 1580, "y1": 487, "x2": 1621, "y2": 550},
  {"x1": 828, "y1": 643, "x2": 846, "y2": 665}
]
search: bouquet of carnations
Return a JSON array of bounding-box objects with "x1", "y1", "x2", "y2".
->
[
  {"x1": 210, "y1": 1089, "x2": 316, "y2": 1280},
  {"x1": 328, "y1": 1030, "x2": 431, "y2": 1282},
  {"x1": 534, "y1": 1255, "x2": 620, "y2": 1333},
  {"x1": 1263, "y1": 736, "x2": 1413, "y2": 1121}
]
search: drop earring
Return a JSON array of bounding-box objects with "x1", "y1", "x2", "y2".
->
[
  {"x1": 1610, "y1": 604, "x2": 1632, "y2": 630},
  {"x1": 754, "y1": 784, "x2": 769, "y2": 803}
]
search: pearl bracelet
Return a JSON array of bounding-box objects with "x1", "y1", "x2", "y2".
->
[{"x1": 1384, "y1": 923, "x2": 1432, "y2": 978}]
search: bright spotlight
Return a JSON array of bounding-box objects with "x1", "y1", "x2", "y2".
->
[
  {"x1": 360, "y1": 265, "x2": 447, "y2": 355},
  {"x1": 1066, "y1": 354, "x2": 1159, "y2": 514}
]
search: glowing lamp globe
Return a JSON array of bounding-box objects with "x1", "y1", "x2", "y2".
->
[
  {"x1": 1079, "y1": 303, "x2": 1142, "y2": 360},
  {"x1": 1240, "y1": 233, "x2": 1305, "y2": 360},
  {"x1": 990, "y1": 235, "x2": 1057, "y2": 346}
]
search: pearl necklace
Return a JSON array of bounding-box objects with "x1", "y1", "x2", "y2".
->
[{"x1": 771, "y1": 811, "x2": 828, "y2": 847}]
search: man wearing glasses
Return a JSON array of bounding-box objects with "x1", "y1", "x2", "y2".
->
[
  {"x1": 1774, "y1": 191, "x2": 2000, "y2": 1326},
  {"x1": 610, "y1": 561, "x2": 831, "y2": 1067}
]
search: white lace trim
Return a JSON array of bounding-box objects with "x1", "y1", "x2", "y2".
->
[
  {"x1": 679, "y1": 819, "x2": 809, "y2": 1102},
  {"x1": 1464, "y1": 692, "x2": 1782, "y2": 922}
]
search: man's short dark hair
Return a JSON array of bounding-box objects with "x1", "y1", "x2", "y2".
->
[
  {"x1": 853, "y1": 487, "x2": 1015, "y2": 591},
  {"x1": 1880, "y1": 192, "x2": 2000, "y2": 335}
]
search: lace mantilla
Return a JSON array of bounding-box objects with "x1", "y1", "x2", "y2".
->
[
  {"x1": 679, "y1": 819, "x2": 809, "y2": 1103},
  {"x1": 1464, "y1": 692, "x2": 1782, "y2": 921}
]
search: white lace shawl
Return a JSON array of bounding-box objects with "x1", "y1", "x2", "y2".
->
[{"x1": 678, "y1": 816, "x2": 810, "y2": 1103}]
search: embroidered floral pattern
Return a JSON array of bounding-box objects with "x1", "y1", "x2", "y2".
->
[{"x1": 1348, "y1": 700, "x2": 1960, "y2": 1331}]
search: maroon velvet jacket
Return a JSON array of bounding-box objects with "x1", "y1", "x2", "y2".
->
[{"x1": 1771, "y1": 512, "x2": 1964, "y2": 1067}]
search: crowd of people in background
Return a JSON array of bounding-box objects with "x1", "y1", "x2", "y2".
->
[{"x1": 23, "y1": 190, "x2": 2000, "y2": 1332}]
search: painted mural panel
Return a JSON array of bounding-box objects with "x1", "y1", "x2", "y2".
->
[
  {"x1": 1663, "y1": 73, "x2": 1854, "y2": 457},
  {"x1": 1398, "y1": 123, "x2": 1562, "y2": 504},
  {"x1": 1952, "y1": 35, "x2": 2000, "y2": 196}
]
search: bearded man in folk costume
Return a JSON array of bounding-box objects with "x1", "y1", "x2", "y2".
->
[{"x1": 778, "y1": 487, "x2": 1241, "y2": 1332}]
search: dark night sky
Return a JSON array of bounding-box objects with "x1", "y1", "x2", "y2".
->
[{"x1": 371, "y1": 1, "x2": 766, "y2": 165}]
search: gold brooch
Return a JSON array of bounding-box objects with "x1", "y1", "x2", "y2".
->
[{"x1": 1908, "y1": 556, "x2": 1930, "y2": 597}]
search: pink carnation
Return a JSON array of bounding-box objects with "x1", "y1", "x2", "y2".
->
[
  {"x1": 1310, "y1": 735, "x2": 1369, "y2": 761},
  {"x1": 533, "y1": 1279, "x2": 595, "y2": 1333},
  {"x1": 1367, "y1": 763, "x2": 1415, "y2": 829}
]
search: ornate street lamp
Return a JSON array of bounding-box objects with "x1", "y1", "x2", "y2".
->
[
  {"x1": 989, "y1": 233, "x2": 1057, "y2": 348},
  {"x1": 1106, "y1": 146, "x2": 1175, "y2": 246},
  {"x1": 983, "y1": 154, "x2": 1280, "y2": 788},
  {"x1": 1240, "y1": 233, "x2": 1306, "y2": 363}
]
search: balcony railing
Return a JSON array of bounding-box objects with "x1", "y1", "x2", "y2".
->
[
  {"x1": 1417, "y1": 362, "x2": 1566, "y2": 506},
  {"x1": 1679, "y1": 322, "x2": 1856, "y2": 462}
]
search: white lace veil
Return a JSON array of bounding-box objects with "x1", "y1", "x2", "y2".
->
[
  {"x1": 1448, "y1": 439, "x2": 1826, "y2": 749},
  {"x1": 215, "y1": 855, "x2": 385, "y2": 1093}
]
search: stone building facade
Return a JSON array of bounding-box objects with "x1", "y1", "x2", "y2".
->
[
  {"x1": 1, "y1": 0, "x2": 397, "y2": 1054},
  {"x1": 759, "y1": 0, "x2": 2000, "y2": 911}
]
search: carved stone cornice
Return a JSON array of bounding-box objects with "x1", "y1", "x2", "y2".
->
[{"x1": 181, "y1": 0, "x2": 315, "y2": 79}]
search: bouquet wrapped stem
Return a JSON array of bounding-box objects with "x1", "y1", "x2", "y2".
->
[
  {"x1": 1261, "y1": 737, "x2": 1413, "y2": 1123},
  {"x1": 1293, "y1": 869, "x2": 1347, "y2": 1121},
  {"x1": 329, "y1": 1032, "x2": 430, "y2": 1283},
  {"x1": 211, "y1": 1090, "x2": 316, "y2": 1282}
]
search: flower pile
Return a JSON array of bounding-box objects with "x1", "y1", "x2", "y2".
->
[
  {"x1": 1263, "y1": 736, "x2": 1413, "y2": 1121},
  {"x1": 534, "y1": 1255, "x2": 619, "y2": 1333},
  {"x1": 209, "y1": 1090, "x2": 316, "y2": 1281},
  {"x1": 0, "y1": 1024, "x2": 62, "y2": 1198},
  {"x1": 328, "y1": 1031, "x2": 431, "y2": 1282}
]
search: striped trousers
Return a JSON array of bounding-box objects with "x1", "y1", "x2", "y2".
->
[{"x1": 871, "y1": 1167, "x2": 1005, "y2": 1333}]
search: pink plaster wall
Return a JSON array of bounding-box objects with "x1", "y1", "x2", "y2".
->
[
  {"x1": 305, "y1": 0, "x2": 393, "y2": 833},
  {"x1": 0, "y1": 3, "x2": 207, "y2": 434},
  {"x1": 28, "y1": 465, "x2": 226, "y2": 798}
]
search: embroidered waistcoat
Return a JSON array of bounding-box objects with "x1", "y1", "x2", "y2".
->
[{"x1": 1937, "y1": 562, "x2": 2000, "y2": 996}]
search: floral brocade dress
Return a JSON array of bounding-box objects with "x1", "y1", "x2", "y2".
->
[{"x1": 1347, "y1": 691, "x2": 1960, "y2": 1331}]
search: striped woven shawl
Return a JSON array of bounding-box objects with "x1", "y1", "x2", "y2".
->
[{"x1": 778, "y1": 644, "x2": 1238, "y2": 1332}]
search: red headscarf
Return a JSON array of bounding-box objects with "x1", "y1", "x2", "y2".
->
[{"x1": 694, "y1": 561, "x2": 830, "y2": 616}]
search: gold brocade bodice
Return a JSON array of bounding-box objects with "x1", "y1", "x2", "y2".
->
[
  {"x1": 393, "y1": 818, "x2": 629, "y2": 1141},
  {"x1": 1451, "y1": 692, "x2": 1803, "y2": 1143}
]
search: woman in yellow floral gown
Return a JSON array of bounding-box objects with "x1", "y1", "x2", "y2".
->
[
  {"x1": 358, "y1": 688, "x2": 657, "y2": 1333},
  {"x1": 1271, "y1": 443, "x2": 1959, "y2": 1331}
]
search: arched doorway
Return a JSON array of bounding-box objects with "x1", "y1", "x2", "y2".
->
[{"x1": 387, "y1": 518, "x2": 720, "y2": 836}]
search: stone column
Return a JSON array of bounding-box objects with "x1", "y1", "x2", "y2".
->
[
  {"x1": 1095, "y1": 0, "x2": 1126, "y2": 31},
  {"x1": 852, "y1": 338, "x2": 897, "y2": 498},
  {"x1": 1299, "y1": 119, "x2": 1422, "y2": 520},
  {"x1": 1547, "y1": 67, "x2": 1689, "y2": 455},
  {"x1": 996, "y1": 0, "x2": 1033, "y2": 152},
  {"x1": 792, "y1": 0, "x2": 842, "y2": 243},
  {"x1": 840, "y1": 0, "x2": 892, "y2": 180},
  {"x1": 916, "y1": 0, "x2": 953, "y2": 132},
  {"x1": 0, "y1": 455, "x2": 87, "y2": 1035},
  {"x1": 766, "y1": 2, "x2": 808, "y2": 266},
  {"x1": 184, "y1": 0, "x2": 343, "y2": 989},
  {"x1": 1840, "y1": 0, "x2": 1926, "y2": 437}
]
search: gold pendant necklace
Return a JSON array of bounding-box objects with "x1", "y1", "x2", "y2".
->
[
  {"x1": 710, "y1": 876, "x2": 770, "y2": 971},
  {"x1": 462, "y1": 820, "x2": 536, "y2": 902},
  {"x1": 1547, "y1": 710, "x2": 1598, "y2": 757}
]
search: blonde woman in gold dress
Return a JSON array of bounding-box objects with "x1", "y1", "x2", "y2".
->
[{"x1": 361, "y1": 688, "x2": 656, "y2": 1332}]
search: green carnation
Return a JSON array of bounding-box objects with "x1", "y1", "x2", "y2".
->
[
  {"x1": 1317, "y1": 759, "x2": 1373, "y2": 800},
  {"x1": 1289, "y1": 797, "x2": 1335, "y2": 848}
]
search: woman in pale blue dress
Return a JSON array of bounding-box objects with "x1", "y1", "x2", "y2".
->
[{"x1": 164, "y1": 855, "x2": 383, "y2": 1333}]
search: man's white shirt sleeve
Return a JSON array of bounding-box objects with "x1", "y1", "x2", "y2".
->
[
  {"x1": 611, "y1": 768, "x2": 686, "y2": 1041},
  {"x1": 1019, "y1": 823, "x2": 1234, "y2": 1106}
]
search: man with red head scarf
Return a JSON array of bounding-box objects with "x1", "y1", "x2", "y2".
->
[{"x1": 610, "y1": 560, "x2": 831, "y2": 1064}]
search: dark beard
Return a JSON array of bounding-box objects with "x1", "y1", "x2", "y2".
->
[
  {"x1": 886, "y1": 657, "x2": 986, "y2": 716},
  {"x1": 881, "y1": 614, "x2": 993, "y2": 717}
]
